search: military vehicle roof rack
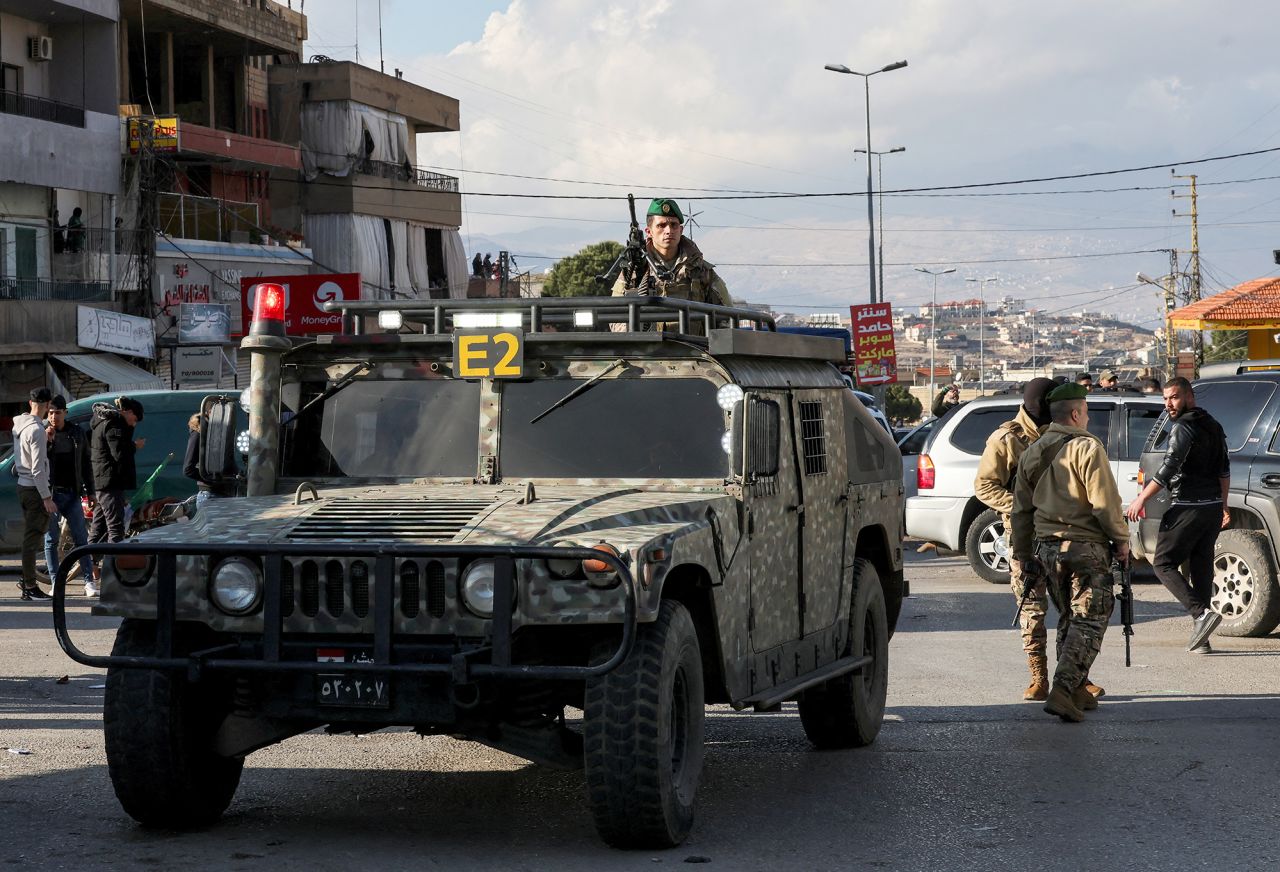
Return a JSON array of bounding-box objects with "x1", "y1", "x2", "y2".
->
[{"x1": 325, "y1": 295, "x2": 777, "y2": 338}]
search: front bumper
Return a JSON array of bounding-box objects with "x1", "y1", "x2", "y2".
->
[
  {"x1": 53, "y1": 542, "x2": 637, "y2": 684},
  {"x1": 904, "y1": 495, "x2": 967, "y2": 550}
]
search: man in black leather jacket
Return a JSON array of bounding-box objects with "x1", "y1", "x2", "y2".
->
[{"x1": 1126, "y1": 377, "x2": 1230, "y2": 652}]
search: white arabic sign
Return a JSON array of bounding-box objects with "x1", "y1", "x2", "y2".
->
[
  {"x1": 77, "y1": 306, "x2": 156, "y2": 359},
  {"x1": 178, "y1": 303, "x2": 231, "y2": 344},
  {"x1": 173, "y1": 346, "x2": 222, "y2": 385}
]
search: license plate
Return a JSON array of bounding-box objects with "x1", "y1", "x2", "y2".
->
[{"x1": 316, "y1": 674, "x2": 390, "y2": 708}]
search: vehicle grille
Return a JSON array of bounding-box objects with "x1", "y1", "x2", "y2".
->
[
  {"x1": 279, "y1": 557, "x2": 449, "y2": 622},
  {"x1": 287, "y1": 498, "x2": 496, "y2": 541}
]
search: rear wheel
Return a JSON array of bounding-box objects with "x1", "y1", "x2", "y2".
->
[
  {"x1": 1212, "y1": 530, "x2": 1280, "y2": 637},
  {"x1": 797, "y1": 559, "x2": 889, "y2": 749},
  {"x1": 105, "y1": 620, "x2": 244, "y2": 828},
  {"x1": 583, "y1": 600, "x2": 705, "y2": 849},
  {"x1": 966, "y1": 508, "x2": 1011, "y2": 585}
]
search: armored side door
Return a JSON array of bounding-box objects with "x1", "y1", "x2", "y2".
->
[
  {"x1": 744, "y1": 390, "x2": 802, "y2": 651},
  {"x1": 792, "y1": 390, "x2": 844, "y2": 636}
]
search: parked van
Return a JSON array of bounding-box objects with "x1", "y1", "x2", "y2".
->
[{"x1": 1, "y1": 389, "x2": 241, "y2": 553}]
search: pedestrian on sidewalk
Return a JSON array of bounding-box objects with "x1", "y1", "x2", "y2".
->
[
  {"x1": 89, "y1": 397, "x2": 146, "y2": 554},
  {"x1": 1126, "y1": 377, "x2": 1230, "y2": 654},
  {"x1": 43, "y1": 395, "x2": 97, "y2": 596},
  {"x1": 11, "y1": 387, "x2": 55, "y2": 600},
  {"x1": 1011, "y1": 382, "x2": 1129, "y2": 722}
]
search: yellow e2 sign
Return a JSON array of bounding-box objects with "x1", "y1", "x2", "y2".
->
[{"x1": 453, "y1": 329, "x2": 525, "y2": 379}]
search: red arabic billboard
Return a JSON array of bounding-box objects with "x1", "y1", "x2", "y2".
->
[
  {"x1": 850, "y1": 302, "x2": 898, "y2": 386},
  {"x1": 239, "y1": 273, "x2": 360, "y2": 336}
]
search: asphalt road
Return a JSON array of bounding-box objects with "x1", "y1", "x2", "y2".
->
[{"x1": 1, "y1": 549, "x2": 1278, "y2": 871}]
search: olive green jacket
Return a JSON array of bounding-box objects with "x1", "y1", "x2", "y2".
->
[
  {"x1": 1010, "y1": 422, "x2": 1128, "y2": 561},
  {"x1": 974, "y1": 405, "x2": 1042, "y2": 517}
]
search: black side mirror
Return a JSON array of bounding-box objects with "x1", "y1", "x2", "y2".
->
[
  {"x1": 732, "y1": 395, "x2": 780, "y2": 479},
  {"x1": 199, "y1": 395, "x2": 238, "y2": 483}
]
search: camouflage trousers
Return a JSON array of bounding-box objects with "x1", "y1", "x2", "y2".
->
[
  {"x1": 1035, "y1": 539, "x2": 1115, "y2": 691},
  {"x1": 1005, "y1": 516, "x2": 1048, "y2": 657}
]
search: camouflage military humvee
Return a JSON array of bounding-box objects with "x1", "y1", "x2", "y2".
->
[{"x1": 54, "y1": 291, "x2": 905, "y2": 849}]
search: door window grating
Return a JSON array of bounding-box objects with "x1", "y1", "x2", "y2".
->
[{"x1": 799, "y1": 401, "x2": 827, "y2": 476}]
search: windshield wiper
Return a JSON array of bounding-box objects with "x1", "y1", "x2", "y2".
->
[
  {"x1": 530, "y1": 358, "x2": 627, "y2": 424},
  {"x1": 285, "y1": 361, "x2": 373, "y2": 427}
]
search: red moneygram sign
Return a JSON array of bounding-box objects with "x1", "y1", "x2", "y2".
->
[
  {"x1": 239, "y1": 273, "x2": 360, "y2": 336},
  {"x1": 850, "y1": 302, "x2": 898, "y2": 386}
]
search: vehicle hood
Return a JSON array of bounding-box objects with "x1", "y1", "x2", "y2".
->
[{"x1": 135, "y1": 483, "x2": 735, "y2": 552}]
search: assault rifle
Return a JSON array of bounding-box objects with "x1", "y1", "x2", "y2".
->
[
  {"x1": 1112, "y1": 556, "x2": 1134, "y2": 667},
  {"x1": 596, "y1": 193, "x2": 654, "y2": 292}
]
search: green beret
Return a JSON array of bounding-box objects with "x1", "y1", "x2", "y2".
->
[
  {"x1": 1047, "y1": 383, "x2": 1089, "y2": 402},
  {"x1": 647, "y1": 198, "x2": 684, "y2": 223}
]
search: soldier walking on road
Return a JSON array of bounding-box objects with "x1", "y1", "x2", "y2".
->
[
  {"x1": 1125, "y1": 377, "x2": 1230, "y2": 654},
  {"x1": 974, "y1": 378, "x2": 1058, "y2": 700},
  {"x1": 11, "y1": 387, "x2": 55, "y2": 600},
  {"x1": 1011, "y1": 382, "x2": 1129, "y2": 722}
]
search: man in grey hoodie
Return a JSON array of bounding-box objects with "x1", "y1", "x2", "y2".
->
[{"x1": 12, "y1": 387, "x2": 55, "y2": 600}]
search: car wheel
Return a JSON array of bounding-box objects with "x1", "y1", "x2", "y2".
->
[
  {"x1": 797, "y1": 559, "x2": 889, "y2": 749},
  {"x1": 583, "y1": 600, "x2": 705, "y2": 849},
  {"x1": 965, "y1": 508, "x2": 1012, "y2": 585},
  {"x1": 105, "y1": 619, "x2": 244, "y2": 827},
  {"x1": 1212, "y1": 530, "x2": 1280, "y2": 637}
]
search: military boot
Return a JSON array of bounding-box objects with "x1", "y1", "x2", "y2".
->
[
  {"x1": 1023, "y1": 654, "x2": 1049, "y2": 701},
  {"x1": 1043, "y1": 684, "x2": 1086, "y2": 722},
  {"x1": 1082, "y1": 679, "x2": 1105, "y2": 698},
  {"x1": 1072, "y1": 684, "x2": 1099, "y2": 711}
]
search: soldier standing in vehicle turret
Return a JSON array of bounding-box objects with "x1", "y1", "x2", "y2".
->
[
  {"x1": 1010, "y1": 382, "x2": 1129, "y2": 723},
  {"x1": 612, "y1": 198, "x2": 731, "y2": 306}
]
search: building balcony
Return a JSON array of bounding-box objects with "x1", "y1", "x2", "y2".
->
[
  {"x1": 358, "y1": 159, "x2": 459, "y2": 193},
  {"x1": 0, "y1": 276, "x2": 111, "y2": 302},
  {"x1": 0, "y1": 90, "x2": 85, "y2": 127},
  {"x1": 158, "y1": 193, "x2": 262, "y2": 243}
]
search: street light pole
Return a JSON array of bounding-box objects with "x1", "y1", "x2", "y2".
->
[
  {"x1": 916, "y1": 266, "x2": 956, "y2": 407},
  {"x1": 967, "y1": 276, "x2": 997, "y2": 395},
  {"x1": 826, "y1": 60, "x2": 907, "y2": 305},
  {"x1": 856, "y1": 146, "x2": 906, "y2": 304}
]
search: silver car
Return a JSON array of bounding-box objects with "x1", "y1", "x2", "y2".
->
[{"x1": 905, "y1": 392, "x2": 1163, "y2": 583}]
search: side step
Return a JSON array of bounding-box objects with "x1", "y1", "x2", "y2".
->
[{"x1": 740, "y1": 653, "x2": 873, "y2": 712}]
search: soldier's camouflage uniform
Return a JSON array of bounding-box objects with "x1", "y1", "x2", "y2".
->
[
  {"x1": 973, "y1": 405, "x2": 1045, "y2": 657},
  {"x1": 1010, "y1": 422, "x2": 1127, "y2": 693},
  {"x1": 611, "y1": 237, "x2": 731, "y2": 307}
]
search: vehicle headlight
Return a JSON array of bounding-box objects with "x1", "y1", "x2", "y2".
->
[
  {"x1": 545, "y1": 542, "x2": 582, "y2": 580},
  {"x1": 582, "y1": 543, "x2": 623, "y2": 589},
  {"x1": 210, "y1": 558, "x2": 262, "y2": 615},
  {"x1": 460, "y1": 559, "x2": 517, "y2": 617},
  {"x1": 110, "y1": 553, "x2": 154, "y2": 587}
]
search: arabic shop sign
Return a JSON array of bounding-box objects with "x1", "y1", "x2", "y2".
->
[
  {"x1": 77, "y1": 306, "x2": 156, "y2": 360},
  {"x1": 173, "y1": 346, "x2": 222, "y2": 386},
  {"x1": 178, "y1": 303, "x2": 231, "y2": 344},
  {"x1": 127, "y1": 116, "x2": 180, "y2": 154},
  {"x1": 850, "y1": 302, "x2": 897, "y2": 386}
]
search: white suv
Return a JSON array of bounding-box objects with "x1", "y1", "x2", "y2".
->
[{"x1": 905, "y1": 392, "x2": 1163, "y2": 583}]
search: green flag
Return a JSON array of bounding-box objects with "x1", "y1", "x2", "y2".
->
[{"x1": 130, "y1": 452, "x2": 175, "y2": 510}]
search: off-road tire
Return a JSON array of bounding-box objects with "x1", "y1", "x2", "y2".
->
[
  {"x1": 583, "y1": 600, "x2": 705, "y2": 849},
  {"x1": 1212, "y1": 530, "x2": 1280, "y2": 637},
  {"x1": 965, "y1": 508, "x2": 1012, "y2": 585},
  {"x1": 797, "y1": 559, "x2": 889, "y2": 749},
  {"x1": 104, "y1": 619, "x2": 244, "y2": 828}
]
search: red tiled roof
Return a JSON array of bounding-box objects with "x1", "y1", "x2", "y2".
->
[
  {"x1": 1169, "y1": 278, "x2": 1280, "y2": 328},
  {"x1": 915, "y1": 366, "x2": 953, "y2": 377}
]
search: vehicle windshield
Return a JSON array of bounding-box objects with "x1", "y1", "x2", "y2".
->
[
  {"x1": 282, "y1": 379, "x2": 481, "y2": 478},
  {"x1": 279, "y1": 375, "x2": 727, "y2": 479},
  {"x1": 502, "y1": 378, "x2": 727, "y2": 478}
]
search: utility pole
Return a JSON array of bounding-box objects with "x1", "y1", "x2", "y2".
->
[
  {"x1": 1173, "y1": 171, "x2": 1202, "y2": 374},
  {"x1": 135, "y1": 117, "x2": 157, "y2": 320}
]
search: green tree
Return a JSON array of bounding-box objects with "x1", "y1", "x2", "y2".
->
[
  {"x1": 543, "y1": 241, "x2": 625, "y2": 297},
  {"x1": 1205, "y1": 329, "x2": 1248, "y2": 363},
  {"x1": 884, "y1": 383, "x2": 922, "y2": 423}
]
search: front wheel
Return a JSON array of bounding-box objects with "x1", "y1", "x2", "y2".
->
[
  {"x1": 1212, "y1": 530, "x2": 1280, "y2": 637},
  {"x1": 583, "y1": 600, "x2": 705, "y2": 849},
  {"x1": 966, "y1": 508, "x2": 1012, "y2": 585},
  {"x1": 104, "y1": 620, "x2": 244, "y2": 828},
  {"x1": 797, "y1": 559, "x2": 889, "y2": 749}
]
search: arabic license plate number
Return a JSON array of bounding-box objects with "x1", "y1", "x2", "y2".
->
[{"x1": 316, "y1": 674, "x2": 390, "y2": 708}]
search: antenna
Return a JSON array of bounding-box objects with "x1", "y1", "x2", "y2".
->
[{"x1": 377, "y1": 0, "x2": 385, "y2": 74}]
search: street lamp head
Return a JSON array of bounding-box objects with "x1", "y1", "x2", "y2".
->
[
  {"x1": 1137, "y1": 272, "x2": 1157, "y2": 285},
  {"x1": 824, "y1": 63, "x2": 853, "y2": 74},
  {"x1": 889, "y1": 146, "x2": 906, "y2": 153},
  {"x1": 881, "y1": 60, "x2": 909, "y2": 72}
]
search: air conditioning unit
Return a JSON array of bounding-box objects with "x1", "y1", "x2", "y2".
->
[{"x1": 28, "y1": 36, "x2": 53, "y2": 62}]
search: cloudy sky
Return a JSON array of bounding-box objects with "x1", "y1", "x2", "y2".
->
[{"x1": 300, "y1": 0, "x2": 1280, "y2": 327}]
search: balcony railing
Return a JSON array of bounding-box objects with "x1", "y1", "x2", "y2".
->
[
  {"x1": 0, "y1": 90, "x2": 85, "y2": 128},
  {"x1": 0, "y1": 277, "x2": 110, "y2": 301},
  {"x1": 358, "y1": 158, "x2": 459, "y2": 192},
  {"x1": 157, "y1": 193, "x2": 262, "y2": 243}
]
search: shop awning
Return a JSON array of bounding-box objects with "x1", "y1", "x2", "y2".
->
[{"x1": 53, "y1": 354, "x2": 163, "y2": 392}]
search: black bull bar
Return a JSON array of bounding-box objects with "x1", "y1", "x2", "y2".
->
[{"x1": 53, "y1": 542, "x2": 638, "y2": 682}]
